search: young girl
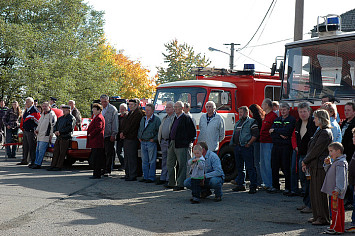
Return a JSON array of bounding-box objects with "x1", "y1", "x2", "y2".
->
[
  {"x1": 188, "y1": 145, "x2": 205, "y2": 204},
  {"x1": 321, "y1": 142, "x2": 348, "y2": 234}
]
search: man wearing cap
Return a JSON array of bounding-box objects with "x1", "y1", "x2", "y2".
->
[
  {"x1": 121, "y1": 98, "x2": 145, "y2": 181},
  {"x1": 49, "y1": 97, "x2": 58, "y2": 108},
  {"x1": 48, "y1": 105, "x2": 75, "y2": 171},
  {"x1": 100, "y1": 95, "x2": 118, "y2": 177}
]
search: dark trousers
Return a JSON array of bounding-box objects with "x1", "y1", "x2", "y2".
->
[
  {"x1": 104, "y1": 137, "x2": 115, "y2": 174},
  {"x1": 234, "y1": 145, "x2": 257, "y2": 188},
  {"x1": 124, "y1": 138, "x2": 139, "y2": 179},
  {"x1": 5, "y1": 127, "x2": 18, "y2": 158},
  {"x1": 271, "y1": 144, "x2": 292, "y2": 190},
  {"x1": 51, "y1": 139, "x2": 70, "y2": 168},
  {"x1": 299, "y1": 155, "x2": 311, "y2": 208},
  {"x1": 116, "y1": 138, "x2": 124, "y2": 167},
  {"x1": 91, "y1": 148, "x2": 105, "y2": 177},
  {"x1": 191, "y1": 179, "x2": 203, "y2": 199},
  {"x1": 22, "y1": 130, "x2": 36, "y2": 164},
  {"x1": 310, "y1": 167, "x2": 329, "y2": 223}
]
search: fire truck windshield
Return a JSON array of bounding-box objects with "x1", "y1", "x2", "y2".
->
[
  {"x1": 154, "y1": 87, "x2": 207, "y2": 113},
  {"x1": 282, "y1": 38, "x2": 355, "y2": 101}
]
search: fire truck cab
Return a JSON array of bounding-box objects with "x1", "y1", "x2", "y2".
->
[
  {"x1": 280, "y1": 15, "x2": 355, "y2": 119},
  {"x1": 153, "y1": 66, "x2": 281, "y2": 181}
]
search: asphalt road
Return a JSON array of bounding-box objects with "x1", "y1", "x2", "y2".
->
[{"x1": 0, "y1": 147, "x2": 353, "y2": 236}]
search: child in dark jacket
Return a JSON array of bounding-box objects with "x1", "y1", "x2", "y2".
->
[{"x1": 322, "y1": 142, "x2": 348, "y2": 235}]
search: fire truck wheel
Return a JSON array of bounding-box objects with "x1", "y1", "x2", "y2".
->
[
  {"x1": 63, "y1": 158, "x2": 76, "y2": 167},
  {"x1": 218, "y1": 145, "x2": 237, "y2": 182}
]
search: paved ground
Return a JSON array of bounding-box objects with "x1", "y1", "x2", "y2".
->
[{"x1": 0, "y1": 147, "x2": 354, "y2": 235}]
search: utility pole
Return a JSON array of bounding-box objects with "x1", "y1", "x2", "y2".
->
[
  {"x1": 294, "y1": 0, "x2": 304, "y2": 41},
  {"x1": 223, "y1": 43, "x2": 240, "y2": 70}
]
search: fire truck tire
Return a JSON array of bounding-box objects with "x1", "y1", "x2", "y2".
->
[
  {"x1": 218, "y1": 145, "x2": 237, "y2": 182},
  {"x1": 63, "y1": 158, "x2": 76, "y2": 167}
]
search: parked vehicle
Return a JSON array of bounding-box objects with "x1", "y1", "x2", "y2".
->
[
  {"x1": 153, "y1": 65, "x2": 281, "y2": 181},
  {"x1": 280, "y1": 14, "x2": 355, "y2": 120}
]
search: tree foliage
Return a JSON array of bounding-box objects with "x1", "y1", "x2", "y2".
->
[
  {"x1": 157, "y1": 39, "x2": 211, "y2": 84},
  {"x1": 0, "y1": 0, "x2": 155, "y2": 117}
]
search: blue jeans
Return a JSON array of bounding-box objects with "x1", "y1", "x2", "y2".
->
[
  {"x1": 5, "y1": 128, "x2": 18, "y2": 158},
  {"x1": 253, "y1": 142, "x2": 262, "y2": 186},
  {"x1": 34, "y1": 141, "x2": 49, "y2": 166},
  {"x1": 260, "y1": 143, "x2": 273, "y2": 188},
  {"x1": 184, "y1": 176, "x2": 224, "y2": 197},
  {"x1": 290, "y1": 150, "x2": 299, "y2": 193},
  {"x1": 234, "y1": 145, "x2": 257, "y2": 188},
  {"x1": 141, "y1": 141, "x2": 157, "y2": 181}
]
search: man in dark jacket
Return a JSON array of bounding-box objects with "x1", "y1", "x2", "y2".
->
[
  {"x1": 0, "y1": 99, "x2": 8, "y2": 144},
  {"x1": 48, "y1": 105, "x2": 75, "y2": 171},
  {"x1": 18, "y1": 97, "x2": 41, "y2": 166},
  {"x1": 341, "y1": 102, "x2": 355, "y2": 209},
  {"x1": 295, "y1": 102, "x2": 317, "y2": 212},
  {"x1": 167, "y1": 101, "x2": 196, "y2": 191},
  {"x1": 68, "y1": 100, "x2": 82, "y2": 131},
  {"x1": 121, "y1": 98, "x2": 145, "y2": 181},
  {"x1": 269, "y1": 102, "x2": 296, "y2": 194}
]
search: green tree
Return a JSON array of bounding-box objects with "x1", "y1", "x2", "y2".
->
[
  {"x1": 0, "y1": 0, "x2": 116, "y2": 117},
  {"x1": 157, "y1": 39, "x2": 211, "y2": 84}
]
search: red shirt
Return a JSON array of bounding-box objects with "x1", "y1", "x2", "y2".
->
[{"x1": 259, "y1": 111, "x2": 277, "y2": 143}]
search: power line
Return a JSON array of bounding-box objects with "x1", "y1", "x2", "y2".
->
[
  {"x1": 238, "y1": 0, "x2": 276, "y2": 51},
  {"x1": 235, "y1": 51, "x2": 270, "y2": 69}
]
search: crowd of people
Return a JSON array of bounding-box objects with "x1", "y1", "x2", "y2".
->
[{"x1": 3, "y1": 93, "x2": 355, "y2": 234}]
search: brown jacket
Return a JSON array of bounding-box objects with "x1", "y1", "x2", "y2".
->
[
  {"x1": 122, "y1": 107, "x2": 145, "y2": 140},
  {"x1": 303, "y1": 128, "x2": 333, "y2": 169}
]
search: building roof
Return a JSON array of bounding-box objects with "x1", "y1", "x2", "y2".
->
[
  {"x1": 157, "y1": 80, "x2": 237, "y2": 89},
  {"x1": 311, "y1": 9, "x2": 355, "y2": 37}
]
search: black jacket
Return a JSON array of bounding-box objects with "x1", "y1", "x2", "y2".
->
[
  {"x1": 341, "y1": 117, "x2": 355, "y2": 162},
  {"x1": 295, "y1": 116, "x2": 317, "y2": 156},
  {"x1": 170, "y1": 113, "x2": 196, "y2": 148},
  {"x1": 270, "y1": 115, "x2": 296, "y2": 146},
  {"x1": 54, "y1": 114, "x2": 76, "y2": 140}
]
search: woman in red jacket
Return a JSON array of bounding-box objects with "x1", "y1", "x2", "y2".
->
[{"x1": 87, "y1": 103, "x2": 105, "y2": 179}]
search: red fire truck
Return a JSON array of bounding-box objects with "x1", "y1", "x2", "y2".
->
[
  {"x1": 280, "y1": 15, "x2": 355, "y2": 119},
  {"x1": 154, "y1": 66, "x2": 281, "y2": 181}
]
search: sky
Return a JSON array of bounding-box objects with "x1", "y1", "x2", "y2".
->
[{"x1": 85, "y1": 0, "x2": 355, "y2": 76}]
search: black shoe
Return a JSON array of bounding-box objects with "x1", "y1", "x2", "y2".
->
[
  {"x1": 125, "y1": 177, "x2": 137, "y2": 181},
  {"x1": 173, "y1": 186, "x2": 184, "y2": 191},
  {"x1": 232, "y1": 186, "x2": 246, "y2": 192},
  {"x1": 51, "y1": 167, "x2": 62, "y2": 171},
  {"x1": 145, "y1": 179, "x2": 153, "y2": 183},
  {"x1": 267, "y1": 187, "x2": 280, "y2": 194},
  {"x1": 200, "y1": 190, "x2": 212, "y2": 199},
  {"x1": 214, "y1": 196, "x2": 222, "y2": 202},
  {"x1": 120, "y1": 176, "x2": 127, "y2": 179},
  {"x1": 139, "y1": 179, "x2": 147, "y2": 182},
  {"x1": 248, "y1": 187, "x2": 257, "y2": 194},
  {"x1": 103, "y1": 173, "x2": 111, "y2": 177},
  {"x1": 28, "y1": 163, "x2": 35, "y2": 168},
  {"x1": 164, "y1": 183, "x2": 174, "y2": 189},
  {"x1": 90, "y1": 176, "x2": 101, "y2": 179},
  {"x1": 156, "y1": 179, "x2": 166, "y2": 185},
  {"x1": 283, "y1": 189, "x2": 291, "y2": 196},
  {"x1": 31, "y1": 165, "x2": 41, "y2": 169},
  {"x1": 17, "y1": 162, "x2": 28, "y2": 165}
]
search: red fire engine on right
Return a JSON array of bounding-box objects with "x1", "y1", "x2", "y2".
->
[{"x1": 280, "y1": 14, "x2": 355, "y2": 119}]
